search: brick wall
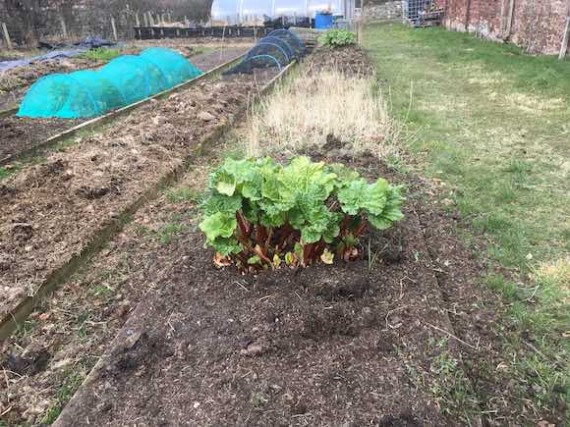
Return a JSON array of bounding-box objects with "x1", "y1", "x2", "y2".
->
[{"x1": 443, "y1": 0, "x2": 569, "y2": 54}]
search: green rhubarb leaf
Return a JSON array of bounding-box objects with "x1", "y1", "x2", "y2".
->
[
  {"x1": 210, "y1": 168, "x2": 237, "y2": 196},
  {"x1": 211, "y1": 236, "x2": 241, "y2": 256},
  {"x1": 280, "y1": 156, "x2": 337, "y2": 202},
  {"x1": 368, "y1": 214, "x2": 394, "y2": 230},
  {"x1": 328, "y1": 163, "x2": 360, "y2": 189},
  {"x1": 200, "y1": 193, "x2": 242, "y2": 215},
  {"x1": 199, "y1": 212, "x2": 237, "y2": 242},
  {"x1": 247, "y1": 255, "x2": 261, "y2": 265},
  {"x1": 322, "y1": 222, "x2": 340, "y2": 244},
  {"x1": 364, "y1": 178, "x2": 389, "y2": 215},
  {"x1": 337, "y1": 178, "x2": 368, "y2": 215}
]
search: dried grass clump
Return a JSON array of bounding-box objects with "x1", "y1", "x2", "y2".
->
[
  {"x1": 534, "y1": 256, "x2": 570, "y2": 304},
  {"x1": 245, "y1": 69, "x2": 400, "y2": 158}
]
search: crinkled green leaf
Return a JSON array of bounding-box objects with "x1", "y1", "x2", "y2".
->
[
  {"x1": 363, "y1": 178, "x2": 389, "y2": 215},
  {"x1": 211, "y1": 236, "x2": 242, "y2": 256},
  {"x1": 368, "y1": 214, "x2": 394, "y2": 230},
  {"x1": 200, "y1": 194, "x2": 242, "y2": 216},
  {"x1": 337, "y1": 178, "x2": 368, "y2": 215},
  {"x1": 199, "y1": 212, "x2": 237, "y2": 242},
  {"x1": 328, "y1": 163, "x2": 360, "y2": 189}
]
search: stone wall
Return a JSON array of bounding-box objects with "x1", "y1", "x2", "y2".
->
[{"x1": 363, "y1": 1, "x2": 403, "y2": 21}]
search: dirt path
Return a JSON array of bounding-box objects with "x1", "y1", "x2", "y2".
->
[{"x1": 0, "y1": 48, "x2": 247, "y2": 163}]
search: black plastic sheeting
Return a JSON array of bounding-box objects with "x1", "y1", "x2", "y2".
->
[{"x1": 38, "y1": 36, "x2": 115, "y2": 50}]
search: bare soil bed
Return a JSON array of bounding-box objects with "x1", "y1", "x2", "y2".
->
[
  {"x1": 49, "y1": 152, "x2": 476, "y2": 427},
  {"x1": 0, "y1": 47, "x2": 247, "y2": 164},
  {"x1": 0, "y1": 64, "x2": 278, "y2": 323},
  {"x1": 305, "y1": 45, "x2": 375, "y2": 76}
]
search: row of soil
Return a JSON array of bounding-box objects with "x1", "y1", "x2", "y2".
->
[
  {"x1": 0, "y1": 140, "x2": 473, "y2": 425},
  {"x1": 0, "y1": 63, "x2": 278, "y2": 324},
  {"x1": 0, "y1": 39, "x2": 253, "y2": 110},
  {"x1": 52, "y1": 150, "x2": 474, "y2": 426},
  {"x1": 0, "y1": 47, "x2": 248, "y2": 163}
]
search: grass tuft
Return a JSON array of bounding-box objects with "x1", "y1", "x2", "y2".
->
[{"x1": 80, "y1": 47, "x2": 120, "y2": 62}]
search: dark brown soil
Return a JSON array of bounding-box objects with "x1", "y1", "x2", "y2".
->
[
  {"x1": 0, "y1": 56, "x2": 275, "y2": 320},
  {"x1": 0, "y1": 48, "x2": 247, "y2": 163},
  {"x1": 305, "y1": 45, "x2": 375, "y2": 76},
  {"x1": 52, "y1": 153, "x2": 476, "y2": 426}
]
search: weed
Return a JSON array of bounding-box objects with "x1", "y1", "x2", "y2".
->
[
  {"x1": 0, "y1": 165, "x2": 20, "y2": 181},
  {"x1": 429, "y1": 352, "x2": 478, "y2": 421},
  {"x1": 41, "y1": 371, "x2": 84, "y2": 424},
  {"x1": 91, "y1": 283, "x2": 112, "y2": 298},
  {"x1": 159, "y1": 222, "x2": 186, "y2": 245},
  {"x1": 15, "y1": 318, "x2": 38, "y2": 338},
  {"x1": 80, "y1": 47, "x2": 120, "y2": 62},
  {"x1": 249, "y1": 391, "x2": 268, "y2": 408},
  {"x1": 165, "y1": 187, "x2": 201, "y2": 204},
  {"x1": 132, "y1": 223, "x2": 153, "y2": 237}
]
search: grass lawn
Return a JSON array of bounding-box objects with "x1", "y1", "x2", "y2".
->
[{"x1": 365, "y1": 23, "x2": 569, "y2": 421}]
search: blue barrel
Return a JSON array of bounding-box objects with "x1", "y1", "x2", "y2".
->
[{"x1": 315, "y1": 13, "x2": 333, "y2": 29}]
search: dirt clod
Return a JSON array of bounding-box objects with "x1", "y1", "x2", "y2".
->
[
  {"x1": 5, "y1": 346, "x2": 51, "y2": 376},
  {"x1": 198, "y1": 111, "x2": 216, "y2": 122}
]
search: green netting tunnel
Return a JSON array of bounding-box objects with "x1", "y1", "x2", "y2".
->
[{"x1": 17, "y1": 47, "x2": 203, "y2": 119}]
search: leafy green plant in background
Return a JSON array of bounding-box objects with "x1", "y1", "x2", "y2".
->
[
  {"x1": 319, "y1": 29, "x2": 356, "y2": 48},
  {"x1": 199, "y1": 156, "x2": 404, "y2": 270},
  {"x1": 80, "y1": 48, "x2": 120, "y2": 62}
]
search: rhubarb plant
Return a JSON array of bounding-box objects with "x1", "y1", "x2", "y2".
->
[{"x1": 199, "y1": 156, "x2": 404, "y2": 270}]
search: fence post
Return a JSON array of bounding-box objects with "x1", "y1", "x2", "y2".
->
[
  {"x1": 504, "y1": 0, "x2": 515, "y2": 38},
  {"x1": 1, "y1": 22, "x2": 12, "y2": 50},
  {"x1": 560, "y1": 16, "x2": 570, "y2": 59},
  {"x1": 60, "y1": 16, "x2": 68, "y2": 39},
  {"x1": 560, "y1": 0, "x2": 570, "y2": 60},
  {"x1": 135, "y1": 12, "x2": 140, "y2": 28},
  {"x1": 149, "y1": 12, "x2": 155, "y2": 27},
  {"x1": 111, "y1": 16, "x2": 118, "y2": 41}
]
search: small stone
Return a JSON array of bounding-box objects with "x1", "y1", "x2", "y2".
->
[
  {"x1": 198, "y1": 111, "x2": 216, "y2": 122},
  {"x1": 240, "y1": 343, "x2": 264, "y2": 357}
]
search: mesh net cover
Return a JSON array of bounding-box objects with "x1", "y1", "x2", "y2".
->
[
  {"x1": 18, "y1": 48, "x2": 203, "y2": 119},
  {"x1": 225, "y1": 29, "x2": 305, "y2": 75},
  {"x1": 266, "y1": 29, "x2": 305, "y2": 56}
]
